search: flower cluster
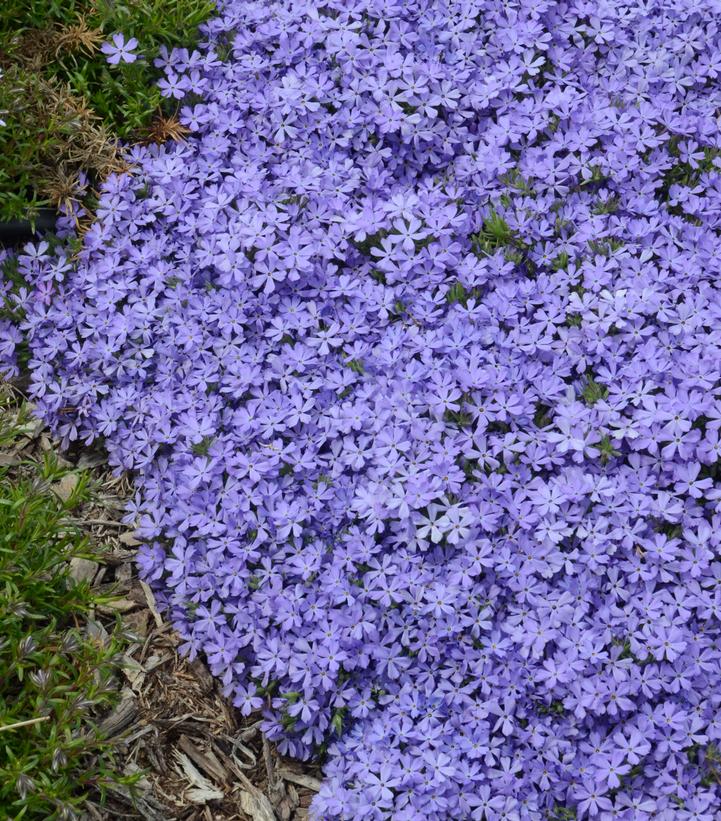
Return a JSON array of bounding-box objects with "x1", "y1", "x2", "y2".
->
[
  {"x1": 0, "y1": 249, "x2": 22, "y2": 379},
  {"x1": 6, "y1": 0, "x2": 721, "y2": 818}
]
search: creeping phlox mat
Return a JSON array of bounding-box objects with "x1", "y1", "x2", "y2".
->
[{"x1": 4, "y1": 1, "x2": 721, "y2": 818}]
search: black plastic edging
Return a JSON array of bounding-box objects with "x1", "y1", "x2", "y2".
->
[{"x1": 0, "y1": 209, "x2": 59, "y2": 247}]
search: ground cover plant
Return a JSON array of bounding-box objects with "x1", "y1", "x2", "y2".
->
[
  {"x1": 0, "y1": 387, "x2": 134, "y2": 820},
  {"x1": 3, "y1": 0, "x2": 721, "y2": 818},
  {"x1": 0, "y1": 0, "x2": 214, "y2": 222}
]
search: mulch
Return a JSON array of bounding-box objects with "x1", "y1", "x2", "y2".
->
[{"x1": 1, "y1": 389, "x2": 323, "y2": 821}]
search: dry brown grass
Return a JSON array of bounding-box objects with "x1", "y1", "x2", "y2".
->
[
  {"x1": 53, "y1": 15, "x2": 104, "y2": 58},
  {"x1": 1, "y1": 64, "x2": 128, "y2": 222},
  {"x1": 2, "y1": 12, "x2": 103, "y2": 69},
  {"x1": 142, "y1": 112, "x2": 192, "y2": 145}
]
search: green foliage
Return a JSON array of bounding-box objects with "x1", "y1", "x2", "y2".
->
[
  {"x1": 498, "y1": 167, "x2": 532, "y2": 195},
  {"x1": 580, "y1": 376, "x2": 608, "y2": 406},
  {"x1": 0, "y1": 255, "x2": 32, "y2": 368},
  {"x1": 0, "y1": 400, "x2": 135, "y2": 819},
  {"x1": 702, "y1": 743, "x2": 721, "y2": 787},
  {"x1": 471, "y1": 208, "x2": 515, "y2": 256},
  {"x1": 597, "y1": 434, "x2": 620, "y2": 465},
  {"x1": 536, "y1": 700, "x2": 565, "y2": 717},
  {"x1": 660, "y1": 146, "x2": 721, "y2": 203},
  {"x1": 446, "y1": 280, "x2": 483, "y2": 307},
  {"x1": 191, "y1": 435, "x2": 214, "y2": 456},
  {"x1": 352, "y1": 228, "x2": 389, "y2": 257},
  {"x1": 548, "y1": 807, "x2": 576, "y2": 821},
  {"x1": 565, "y1": 313, "x2": 582, "y2": 327},
  {"x1": 446, "y1": 280, "x2": 468, "y2": 305},
  {"x1": 0, "y1": 0, "x2": 215, "y2": 221},
  {"x1": 551, "y1": 252, "x2": 569, "y2": 272},
  {"x1": 331, "y1": 706, "x2": 347, "y2": 737},
  {"x1": 470, "y1": 206, "x2": 532, "y2": 270},
  {"x1": 579, "y1": 164, "x2": 607, "y2": 187},
  {"x1": 587, "y1": 238, "x2": 624, "y2": 257},
  {"x1": 533, "y1": 403, "x2": 553, "y2": 429},
  {"x1": 445, "y1": 412, "x2": 474, "y2": 430},
  {"x1": 591, "y1": 195, "x2": 619, "y2": 215}
]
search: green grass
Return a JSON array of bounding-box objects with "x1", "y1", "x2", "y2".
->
[
  {"x1": 0, "y1": 0, "x2": 215, "y2": 222},
  {"x1": 0, "y1": 393, "x2": 135, "y2": 820}
]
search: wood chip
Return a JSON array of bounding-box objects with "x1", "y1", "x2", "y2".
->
[
  {"x1": 116, "y1": 561, "x2": 133, "y2": 584},
  {"x1": 143, "y1": 653, "x2": 170, "y2": 672},
  {"x1": 77, "y1": 451, "x2": 107, "y2": 468},
  {"x1": 234, "y1": 767, "x2": 279, "y2": 821},
  {"x1": 189, "y1": 659, "x2": 214, "y2": 694},
  {"x1": 276, "y1": 783, "x2": 299, "y2": 821},
  {"x1": 239, "y1": 720, "x2": 262, "y2": 742},
  {"x1": 177, "y1": 734, "x2": 230, "y2": 785},
  {"x1": 95, "y1": 494, "x2": 126, "y2": 510},
  {"x1": 86, "y1": 803, "x2": 104, "y2": 820},
  {"x1": 123, "y1": 608, "x2": 150, "y2": 639},
  {"x1": 219, "y1": 698, "x2": 237, "y2": 732},
  {"x1": 239, "y1": 790, "x2": 278, "y2": 821},
  {"x1": 276, "y1": 768, "x2": 323, "y2": 793},
  {"x1": 68, "y1": 556, "x2": 99, "y2": 584},
  {"x1": 121, "y1": 723, "x2": 154, "y2": 747},
  {"x1": 79, "y1": 518, "x2": 127, "y2": 528},
  {"x1": 226, "y1": 735, "x2": 256, "y2": 768},
  {"x1": 99, "y1": 696, "x2": 138, "y2": 738},
  {"x1": 140, "y1": 580, "x2": 164, "y2": 627},
  {"x1": 106, "y1": 575, "x2": 132, "y2": 596},
  {"x1": 16, "y1": 416, "x2": 43, "y2": 439},
  {"x1": 264, "y1": 736, "x2": 285, "y2": 809},
  {"x1": 128, "y1": 583, "x2": 148, "y2": 605},
  {"x1": 98, "y1": 597, "x2": 138, "y2": 614},
  {"x1": 105, "y1": 772, "x2": 168, "y2": 821},
  {"x1": 173, "y1": 750, "x2": 224, "y2": 804},
  {"x1": 121, "y1": 654, "x2": 146, "y2": 690},
  {"x1": 53, "y1": 472, "x2": 80, "y2": 502},
  {"x1": 100, "y1": 548, "x2": 136, "y2": 564}
]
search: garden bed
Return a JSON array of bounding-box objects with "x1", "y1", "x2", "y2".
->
[{"x1": 4, "y1": 1, "x2": 721, "y2": 819}]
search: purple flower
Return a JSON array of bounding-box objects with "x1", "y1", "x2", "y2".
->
[{"x1": 101, "y1": 33, "x2": 139, "y2": 65}]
